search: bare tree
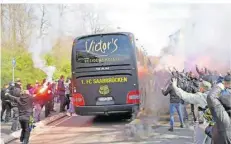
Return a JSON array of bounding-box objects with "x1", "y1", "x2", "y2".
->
[
  {"x1": 78, "y1": 4, "x2": 109, "y2": 34},
  {"x1": 1, "y1": 4, "x2": 7, "y2": 44},
  {"x1": 16, "y1": 4, "x2": 36, "y2": 47},
  {"x1": 39, "y1": 4, "x2": 50, "y2": 37},
  {"x1": 1, "y1": 4, "x2": 36, "y2": 48},
  {"x1": 57, "y1": 4, "x2": 69, "y2": 38}
]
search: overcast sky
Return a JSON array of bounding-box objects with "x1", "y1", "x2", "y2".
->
[
  {"x1": 104, "y1": 3, "x2": 190, "y2": 56},
  {"x1": 50, "y1": 3, "x2": 191, "y2": 56},
  {"x1": 29, "y1": 3, "x2": 231, "y2": 72}
]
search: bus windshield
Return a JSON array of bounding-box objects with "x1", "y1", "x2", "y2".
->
[{"x1": 75, "y1": 34, "x2": 133, "y2": 65}]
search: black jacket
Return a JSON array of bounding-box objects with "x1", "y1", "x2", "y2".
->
[
  {"x1": 162, "y1": 83, "x2": 181, "y2": 103},
  {"x1": 7, "y1": 93, "x2": 36, "y2": 121},
  {"x1": 9, "y1": 86, "x2": 21, "y2": 107},
  {"x1": 1, "y1": 88, "x2": 7, "y2": 102}
]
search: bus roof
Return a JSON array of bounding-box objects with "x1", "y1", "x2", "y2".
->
[{"x1": 73, "y1": 32, "x2": 133, "y2": 43}]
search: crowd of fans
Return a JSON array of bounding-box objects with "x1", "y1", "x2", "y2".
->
[
  {"x1": 1, "y1": 64, "x2": 230, "y2": 144},
  {"x1": 162, "y1": 65, "x2": 231, "y2": 144},
  {"x1": 1, "y1": 75, "x2": 74, "y2": 144}
]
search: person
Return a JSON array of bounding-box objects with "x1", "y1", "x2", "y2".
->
[
  {"x1": 57, "y1": 75, "x2": 66, "y2": 112},
  {"x1": 187, "y1": 73, "x2": 198, "y2": 122},
  {"x1": 11, "y1": 80, "x2": 21, "y2": 131},
  {"x1": 26, "y1": 84, "x2": 34, "y2": 95},
  {"x1": 207, "y1": 80, "x2": 231, "y2": 144},
  {"x1": 162, "y1": 78, "x2": 184, "y2": 132},
  {"x1": 1, "y1": 84, "x2": 11, "y2": 122},
  {"x1": 196, "y1": 65, "x2": 206, "y2": 79},
  {"x1": 67, "y1": 80, "x2": 76, "y2": 116},
  {"x1": 220, "y1": 74, "x2": 231, "y2": 96},
  {"x1": 5, "y1": 89, "x2": 37, "y2": 144},
  {"x1": 204, "y1": 74, "x2": 231, "y2": 141},
  {"x1": 50, "y1": 82, "x2": 56, "y2": 112},
  {"x1": 172, "y1": 78, "x2": 211, "y2": 111},
  {"x1": 33, "y1": 82, "x2": 43, "y2": 122},
  {"x1": 44, "y1": 81, "x2": 52, "y2": 117},
  {"x1": 64, "y1": 78, "x2": 71, "y2": 111},
  {"x1": 172, "y1": 78, "x2": 213, "y2": 143}
]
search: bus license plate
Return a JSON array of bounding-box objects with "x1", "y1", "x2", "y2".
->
[{"x1": 98, "y1": 97, "x2": 113, "y2": 102}]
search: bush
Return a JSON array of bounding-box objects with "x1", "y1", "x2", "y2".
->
[{"x1": 1, "y1": 45, "x2": 71, "y2": 88}]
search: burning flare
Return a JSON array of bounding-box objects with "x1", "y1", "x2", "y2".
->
[{"x1": 39, "y1": 85, "x2": 48, "y2": 94}]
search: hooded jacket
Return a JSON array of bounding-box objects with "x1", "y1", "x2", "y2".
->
[
  {"x1": 207, "y1": 86, "x2": 231, "y2": 144},
  {"x1": 7, "y1": 92, "x2": 36, "y2": 121}
]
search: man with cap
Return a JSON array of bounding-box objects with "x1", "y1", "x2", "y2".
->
[
  {"x1": 206, "y1": 75, "x2": 231, "y2": 144},
  {"x1": 172, "y1": 78, "x2": 211, "y2": 110},
  {"x1": 172, "y1": 78, "x2": 213, "y2": 143},
  {"x1": 220, "y1": 74, "x2": 231, "y2": 96}
]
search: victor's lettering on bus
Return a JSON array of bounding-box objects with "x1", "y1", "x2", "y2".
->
[
  {"x1": 81, "y1": 77, "x2": 128, "y2": 85},
  {"x1": 85, "y1": 38, "x2": 118, "y2": 55}
]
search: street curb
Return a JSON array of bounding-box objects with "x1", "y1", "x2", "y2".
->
[
  {"x1": 36, "y1": 113, "x2": 66, "y2": 127},
  {"x1": 4, "y1": 113, "x2": 67, "y2": 144}
]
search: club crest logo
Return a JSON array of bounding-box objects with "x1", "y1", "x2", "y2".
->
[{"x1": 99, "y1": 85, "x2": 110, "y2": 95}]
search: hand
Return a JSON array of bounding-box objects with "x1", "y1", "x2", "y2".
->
[
  {"x1": 5, "y1": 89, "x2": 10, "y2": 93},
  {"x1": 217, "y1": 83, "x2": 225, "y2": 90},
  {"x1": 172, "y1": 78, "x2": 178, "y2": 87}
]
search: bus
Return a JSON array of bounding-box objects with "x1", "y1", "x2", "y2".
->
[{"x1": 71, "y1": 32, "x2": 141, "y2": 117}]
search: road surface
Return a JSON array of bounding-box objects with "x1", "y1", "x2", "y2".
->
[{"x1": 8, "y1": 114, "x2": 194, "y2": 144}]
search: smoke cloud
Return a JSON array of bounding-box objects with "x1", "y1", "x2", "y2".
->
[
  {"x1": 27, "y1": 5, "x2": 60, "y2": 82},
  {"x1": 184, "y1": 4, "x2": 231, "y2": 73},
  {"x1": 158, "y1": 4, "x2": 231, "y2": 74},
  {"x1": 29, "y1": 32, "x2": 56, "y2": 82}
]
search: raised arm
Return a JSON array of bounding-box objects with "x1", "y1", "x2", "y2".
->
[
  {"x1": 196, "y1": 65, "x2": 203, "y2": 75},
  {"x1": 5, "y1": 93, "x2": 20, "y2": 103},
  {"x1": 168, "y1": 67, "x2": 173, "y2": 74},
  {"x1": 162, "y1": 84, "x2": 171, "y2": 96},
  {"x1": 172, "y1": 78, "x2": 207, "y2": 108}
]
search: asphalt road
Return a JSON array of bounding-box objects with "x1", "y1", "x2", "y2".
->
[{"x1": 8, "y1": 114, "x2": 195, "y2": 144}]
